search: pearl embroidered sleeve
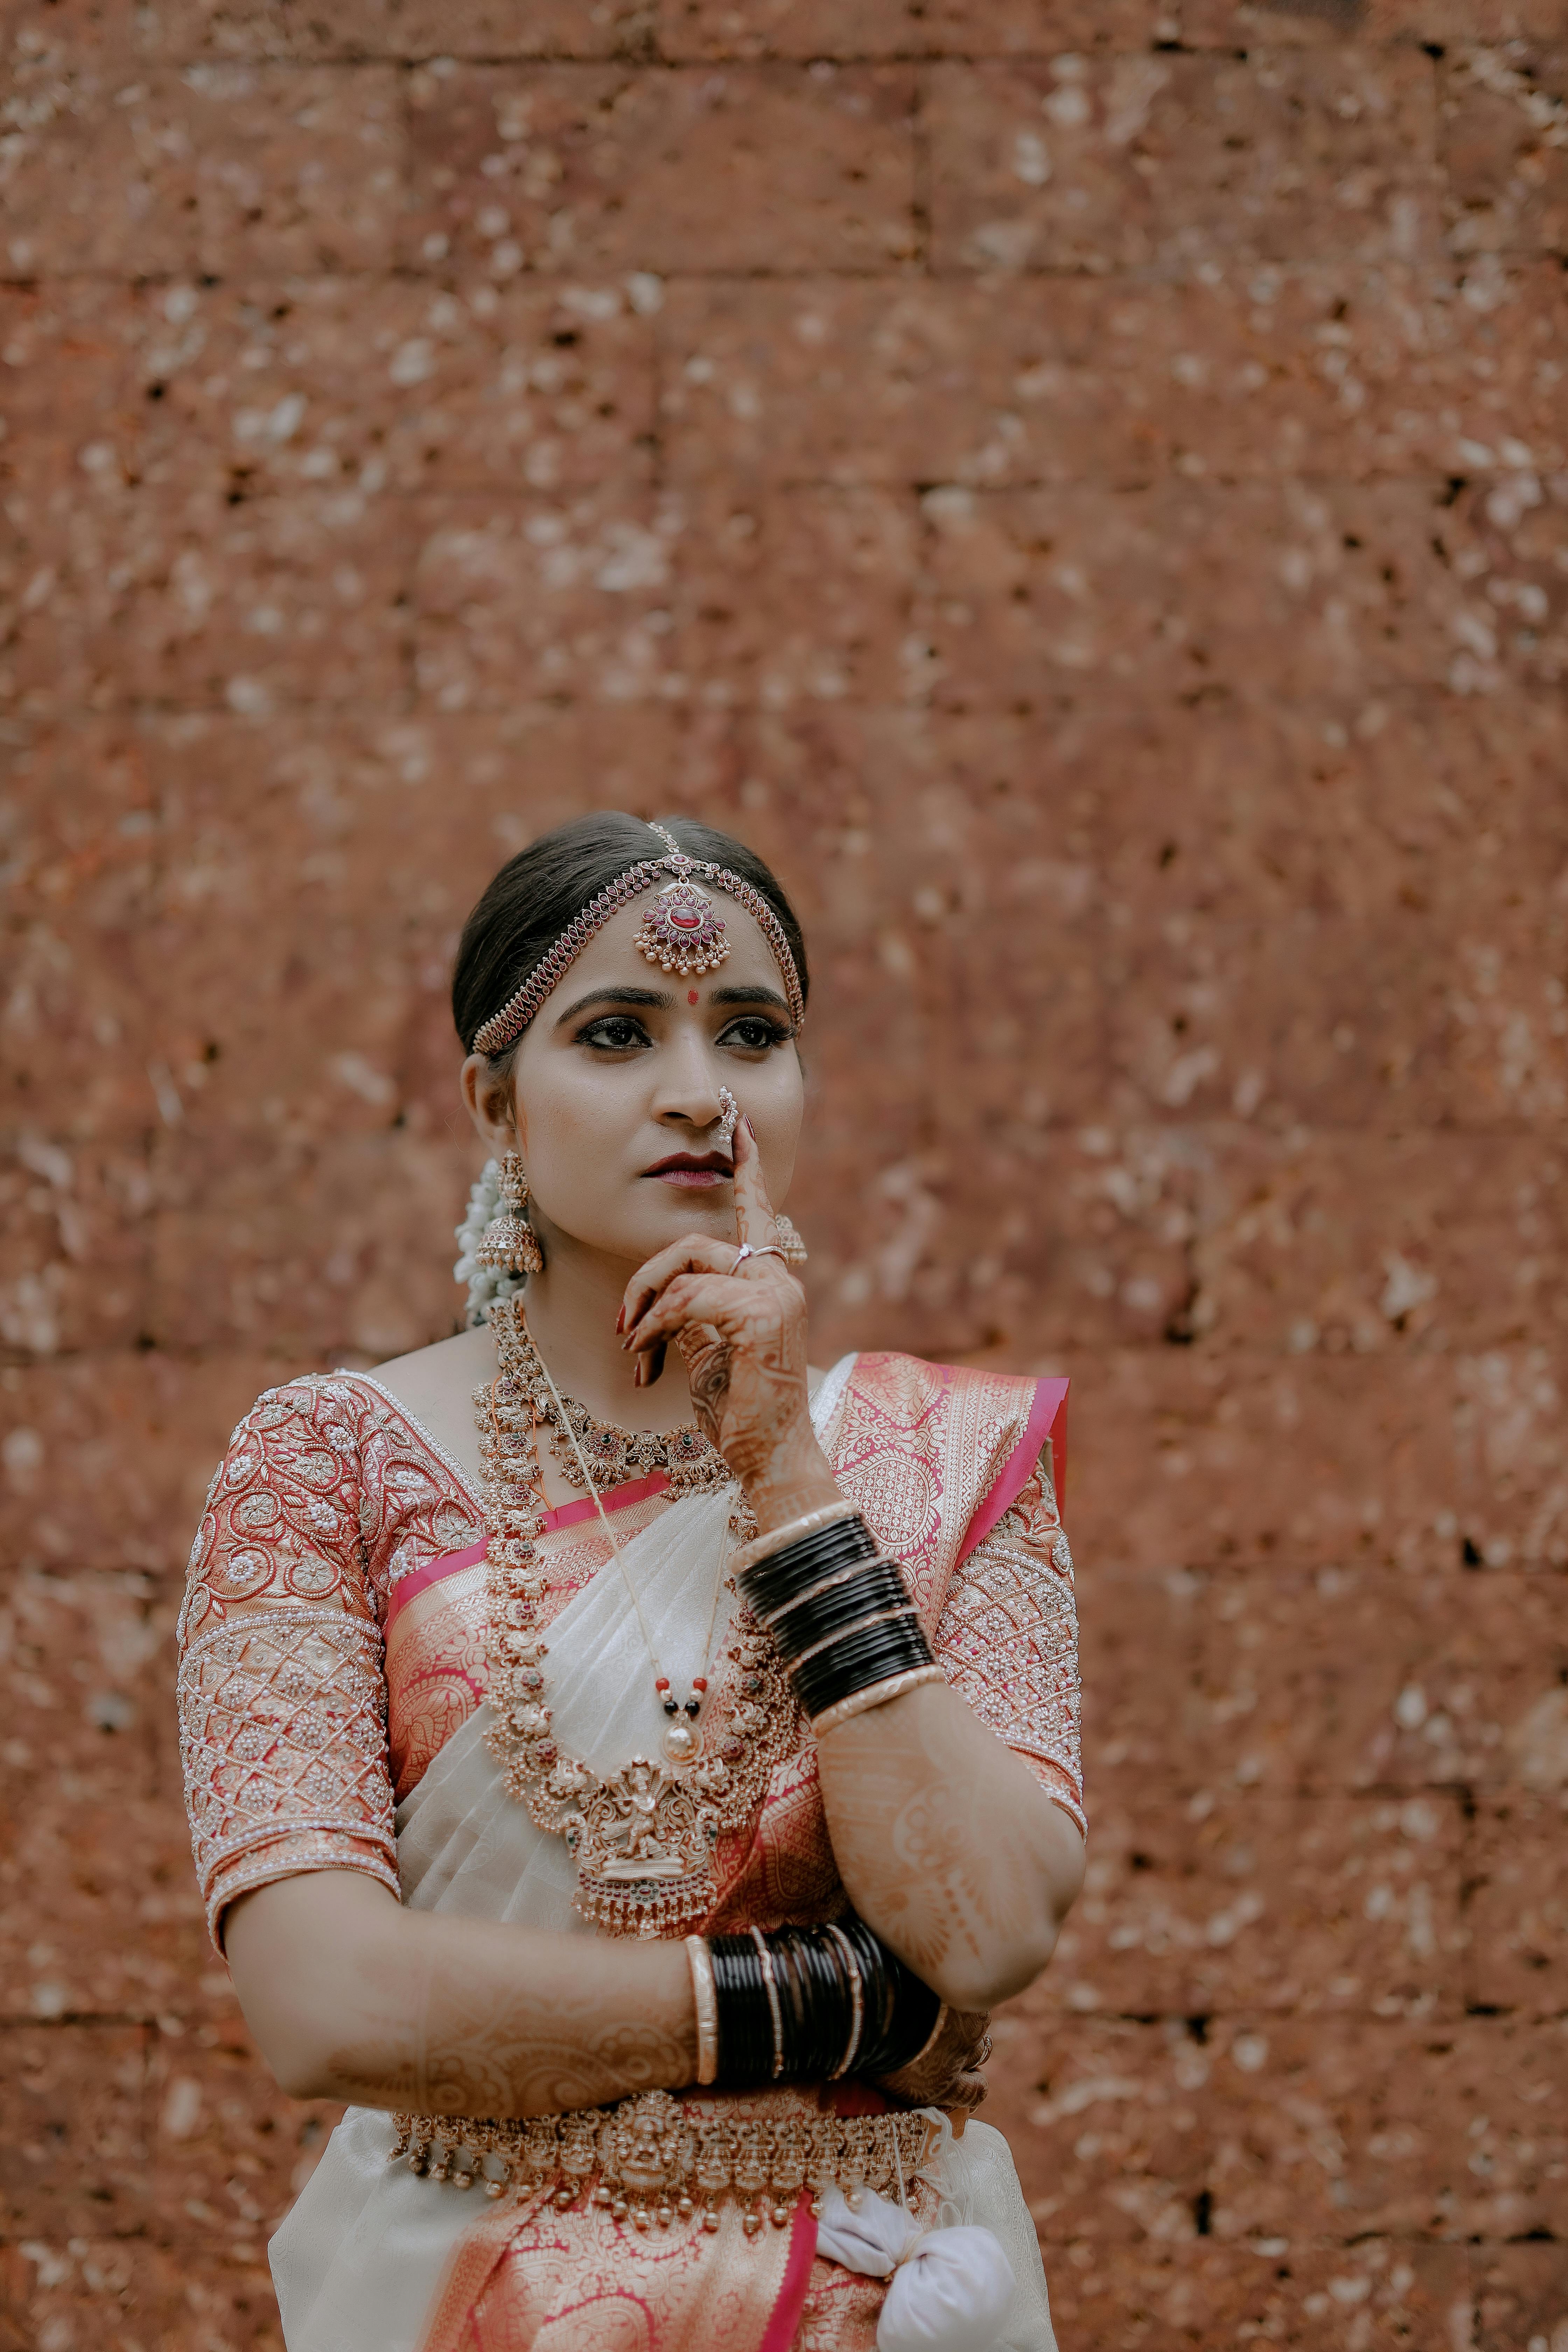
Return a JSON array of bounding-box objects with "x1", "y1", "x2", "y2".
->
[
  {"x1": 176, "y1": 1379, "x2": 401, "y2": 1951},
  {"x1": 934, "y1": 1457, "x2": 1085, "y2": 1837}
]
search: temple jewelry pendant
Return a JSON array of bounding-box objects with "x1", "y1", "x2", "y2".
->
[
  {"x1": 550, "y1": 1751, "x2": 732, "y2": 1938},
  {"x1": 496, "y1": 1606, "x2": 793, "y2": 1938},
  {"x1": 478, "y1": 1301, "x2": 796, "y2": 1940}
]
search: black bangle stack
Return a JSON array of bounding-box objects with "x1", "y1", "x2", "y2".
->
[
  {"x1": 736, "y1": 1510, "x2": 942, "y2": 1731},
  {"x1": 706, "y1": 1916, "x2": 942, "y2": 2090}
]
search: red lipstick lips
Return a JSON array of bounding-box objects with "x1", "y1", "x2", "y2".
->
[{"x1": 642, "y1": 1152, "x2": 735, "y2": 1188}]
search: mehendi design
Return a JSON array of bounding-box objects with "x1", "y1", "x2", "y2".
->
[{"x1": 320, "y1": 1938, "x2": 699, "y2": 2119}]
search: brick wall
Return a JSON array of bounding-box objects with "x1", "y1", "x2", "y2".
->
[{"x1": 2, "y1": 1, "x2": 1566, "y2": 2344}]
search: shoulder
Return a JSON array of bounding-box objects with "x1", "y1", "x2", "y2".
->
[
  {"x1": 833, "y1": 1353, "x2": 1067, "y2": 1526},
  {"x1": 227, "y1": 1371, "x2": 374, "y2": 1436},
  {"x1": 836, "y1": 1350, "x2": 1046, "y2": 1429},
  {"x1": 209, "y1": 1372, "x2": 382, "y2": 1493},
  {"x1": 364, "y1": 1323, "x2": 495, "y2": 1436}
]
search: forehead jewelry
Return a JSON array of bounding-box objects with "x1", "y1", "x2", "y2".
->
[
  {"x1": 636, "y1": 824, "x2": 730, "y2": 980},
  {"x1": 472, "y1": 822, "x2": 804, "y2": 1058}
]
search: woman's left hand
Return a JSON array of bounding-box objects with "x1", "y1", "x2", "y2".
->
[
  {"x1": 876, "y1": 2004, "x2": 993, "y2": 2124},
  {"x1": 621, "y1": 1120, "x2": 834, "y2": 1517}
]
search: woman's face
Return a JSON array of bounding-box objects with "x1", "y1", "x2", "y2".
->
[{"x1": 465, "y1": 896, "x2": 805, "y2": 1271}]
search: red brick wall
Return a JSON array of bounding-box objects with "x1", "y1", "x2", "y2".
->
[{"x1": 3, "y1": 2, "x2": 1567, "y2": 2344}]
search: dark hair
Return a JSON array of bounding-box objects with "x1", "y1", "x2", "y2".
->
[{"x1": 452, "y1": 811, "x2": 810, "y2": 1055}]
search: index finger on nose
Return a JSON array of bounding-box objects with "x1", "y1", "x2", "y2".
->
[{"x1": 730, "y1": 1112, "x2": 777, "y2": 1248}]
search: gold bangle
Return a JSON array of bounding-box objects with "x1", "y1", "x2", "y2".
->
[
  {"x1": 730, "y1": 1500, "x2": 862, "y2": 1580},
  {"x1": 824, "y1": 1922, "x2": 865, "y2": 2079},
  {"x1": 685, "y1": 1936, "x2": 719, "y2": 2088},
  {"x1": 902, "y1": 1998, "x2": 950, "y2": 2076},
  {"x1": 750, "y1": 1925, "x2": 786, "y2": 2081},
  {"x1": 809, "y1": 1664, "x2": 947, "y2": 1738}
]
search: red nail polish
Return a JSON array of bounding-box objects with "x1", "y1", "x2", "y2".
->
[
  {"x1": 744, "y1": 1115, "x2": 756, "y2": 1138},
  {"x1": 615, "y1": 1305, "x2": 625, "y2": 1334}
]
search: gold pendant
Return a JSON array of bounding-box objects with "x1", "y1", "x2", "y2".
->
[{"x1": 555, "y1": 1749, "x2": 737, "y2": 1937}]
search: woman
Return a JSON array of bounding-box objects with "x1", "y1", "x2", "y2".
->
[{"x1": 177, "y1": 813, "x2": 1086, "y2": 2352}]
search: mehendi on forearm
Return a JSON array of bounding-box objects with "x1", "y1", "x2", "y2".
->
[
  {"x1": 225, "y1": 1874, "x2": 698, "y2": 2116},
  {"x1": 816, "y1": 1679, "x2": 1084, "y2": 2009}
]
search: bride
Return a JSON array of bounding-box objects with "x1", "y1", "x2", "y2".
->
[{"x1": 176, "y1": 812, "x2": 1086, "y2": 2351}]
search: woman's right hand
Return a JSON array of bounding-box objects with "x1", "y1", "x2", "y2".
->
[{"x1": 621, "y1": 1117, "x2": 839, "y2": 1526}]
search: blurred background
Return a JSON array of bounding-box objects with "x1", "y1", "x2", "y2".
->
[{"x1": 3, "y1": 0, "x2": 1567, "y2": 2344}]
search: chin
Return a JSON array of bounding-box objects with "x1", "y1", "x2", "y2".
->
[{"x1": 645, "y1": 1188, "x2": 733, "y2": 1226}]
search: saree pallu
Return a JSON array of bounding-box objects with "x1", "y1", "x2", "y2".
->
[{"x1": 196, "y1": 1355, "x2": 1074, "y2": 2351}]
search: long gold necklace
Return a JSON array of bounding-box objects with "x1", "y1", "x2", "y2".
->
[{"x1": 477, "y1": 1298, "x2": 799, "y2": 1939}]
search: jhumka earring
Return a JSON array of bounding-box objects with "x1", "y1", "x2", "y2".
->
[
  {"x1": 771, "y1": 1214, "x2": 808, "y2": 1266},
  {"x1": 474, "y1": 1151, "x2": 545, "y2": 1276}
]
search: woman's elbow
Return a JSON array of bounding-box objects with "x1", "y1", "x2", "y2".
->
[
  {"x1": 932, "y1": 1832, "x2": 1085, "y2": 2009},
  {"x1": 224, "y1": 1871, "x2": 404, "y2": 2102},
  {"x1": 237, "y1": 1998, "x2": 354, "y2": 2102},
  {"x1": 269, "y1": 2040, "x2": 341, "y2": 2104},
  {"x1": 930, "y1": 1917, "x2": 1060, "y2": 2012}
]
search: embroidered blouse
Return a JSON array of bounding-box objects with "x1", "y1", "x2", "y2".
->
[{"x1": 177, "y1": 1370, "x2": 1084, "y2": 1951}]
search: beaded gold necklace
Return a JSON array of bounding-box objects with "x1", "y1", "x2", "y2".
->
[{"x1": 478, "y1": 1298, "x2": 799, "y2": 1939}]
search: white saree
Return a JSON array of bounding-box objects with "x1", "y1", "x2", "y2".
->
[{"x1": 262, "y1": 1370, "x2": 1057, "y2": 2351}]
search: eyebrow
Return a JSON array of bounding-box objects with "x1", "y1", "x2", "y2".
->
[
  {"x1": 553, "y1": 985, "x2": 674, "y2": 1027},
  {"x1": 708, "y1": 985, "x2": 792, "y2": 1015},
  {"x1": 554, "y1": 981, "x2": 794, "y2": 1027}
]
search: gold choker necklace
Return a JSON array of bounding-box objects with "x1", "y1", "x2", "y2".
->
[
  {"x1": 478, "y1": 1300, "x2": 798, "y2": 1938},
  {"x1": 506, "y1": 1309, "x2": 725, "y2": 1500}
]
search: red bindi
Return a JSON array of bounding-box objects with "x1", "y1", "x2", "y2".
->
[{"x1": 688, "y1": 989, "x2": 700, "y2": 1005}]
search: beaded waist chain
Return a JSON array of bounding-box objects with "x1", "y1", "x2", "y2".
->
[{"x1": 391, "y1": 2089, "x2": 936, "y2": 2239}]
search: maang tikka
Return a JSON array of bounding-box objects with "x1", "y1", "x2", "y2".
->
[
  {"x1": 635, "y1": 824, "x2": 732, "y2": 980},
  {"x1": 474, "y1": 1151, "x2": 544, "y2": 1277}
]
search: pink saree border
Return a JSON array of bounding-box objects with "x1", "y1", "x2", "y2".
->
[
  {"x1": 386, "y1": 1539, "x2": 488, "y2": 1628},
  {"x1": 384, "y1": 1471, "x2": 673, "y2": 1629},
  {"x1": 758, "y1": 2198, "x2": 819, "y2": 2352},
  {"x1": 955, "y1": 1374, "x2": 1069, "y2": 1569},
  {"x1": 539, "y1": 1468, "x2": 670, "y2": 1533}
]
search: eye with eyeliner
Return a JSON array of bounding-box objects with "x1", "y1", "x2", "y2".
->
[
  {"x1": 718, "y1": 1015, "x2": 791, "y2": 1053},
  {"x1": 577, "y1": 1014, "x2": 653, "y2": 1054},
  {"x1": 575, "y1": 1010, "x2": 792, "y2": 1056}
]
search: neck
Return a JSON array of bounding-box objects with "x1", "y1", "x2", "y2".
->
[{"x1": 514, "y1": 1230, "x2": 695, "y2": 1433}]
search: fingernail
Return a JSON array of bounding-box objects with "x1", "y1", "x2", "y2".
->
[
  {"x1": 615, "y1": 1304, "x2": 624, "y2": 1333},
  {"x1": 744, "y1": 1116, "x2": 756, "y2": 1138}
]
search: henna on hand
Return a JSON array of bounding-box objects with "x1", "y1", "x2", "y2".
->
[
  {"x1": 875, "y1": 2002, "x2": 992, "y2": 2116},
  {"x1": 815, "y1": 1679, "x2": 1085, "y2": 2012},
  {"x1": 225, "y1": 1872, "x2": 700, "y2": 2116},
  {"x1": 620, "y1": 1122, "x2": 840, "y2": 1525}
]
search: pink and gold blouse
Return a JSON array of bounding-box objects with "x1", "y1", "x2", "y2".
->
[{"x1": 177, "y1": 1356, "x2": 1084, "y2": 1953}]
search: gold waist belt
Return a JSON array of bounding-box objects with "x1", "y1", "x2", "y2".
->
[{"x1": 391, "y1": 2089, "x2": 936, "y2": 2238}]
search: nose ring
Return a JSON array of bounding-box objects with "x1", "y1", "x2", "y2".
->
[{"x1": 715, "y1": 1087, "x2": 739, "y2": 1150}]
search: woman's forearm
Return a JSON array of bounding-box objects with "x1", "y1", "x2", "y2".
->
[
  {"x1": 816, "y1": 1681, "x2": 1085, "y2": 2012},
  {"x1": 224, "y1": 1871, "x2": 696, "y2": 2113},
  {"x1": 747, "y1": 1456, "x2": 1085, "y2": 2011}
]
